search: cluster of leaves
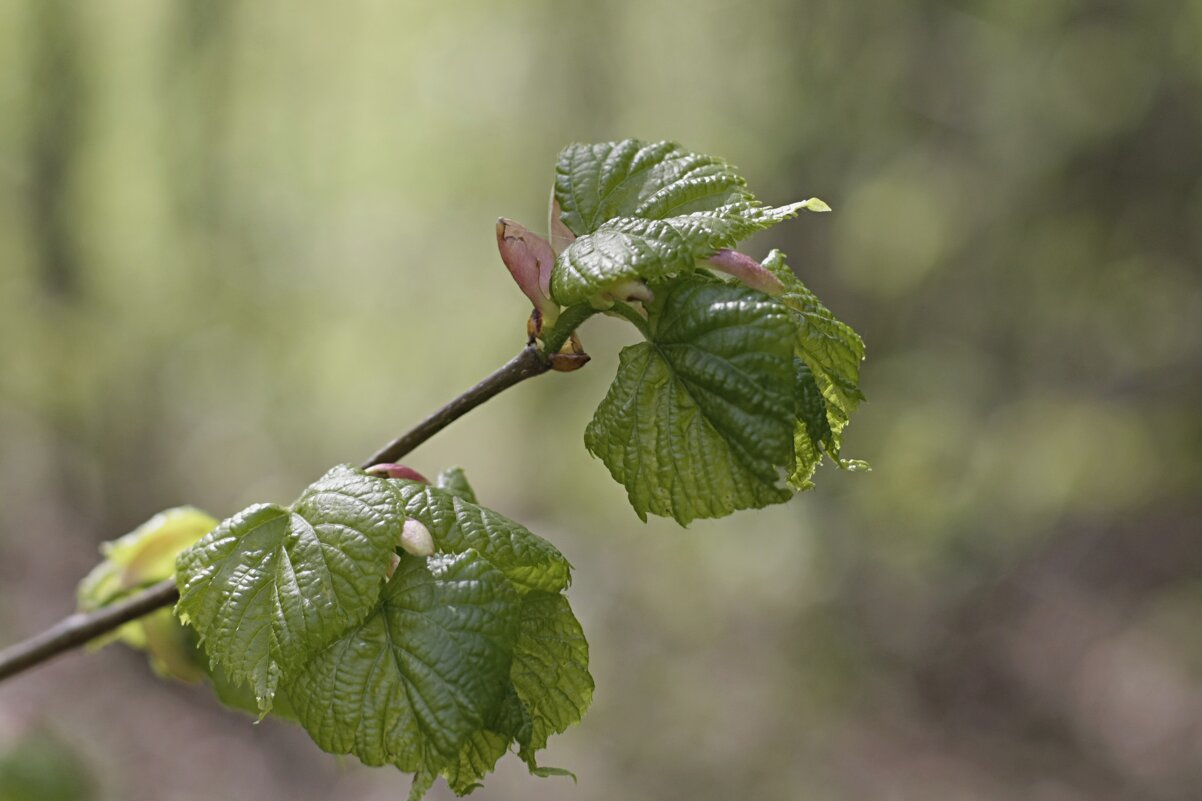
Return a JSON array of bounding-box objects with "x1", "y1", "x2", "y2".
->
[
  {"x1": 546, "y1": 140, "x2": 867, "y2": 524},
  {"x1": 75, "y1": 139, "x2": 865, "y2": 798},
  {"x1": 82, "y1": 467, "x2": 591, "y2": 800}
]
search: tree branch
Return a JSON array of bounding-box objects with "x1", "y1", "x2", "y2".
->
[
  {"x1": 0, "y1": 342, "x2": 562, "y2": 683},
  {"x1": 0, "y1": 578, "x2": 180, "y2": 682},
  {"x1": 362, "y1": 344, "x2": 548, "y2": 467}
]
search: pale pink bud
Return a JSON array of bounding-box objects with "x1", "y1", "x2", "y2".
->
[
  {"x1": 399, "y1": 518, "x2": 435, "y2": 557},
  {"x1": 496, "y1": 218, "x2": 559, "y2": 327},
  {"x1": 549, "y1": 196, "x2": 576, "y2": 256},
  {"x1": 365, "y1": 463, "x2": 430, "y2": 483},
  {"x1": 708, "y1": 249, "x2": 785, "y2": 296}
]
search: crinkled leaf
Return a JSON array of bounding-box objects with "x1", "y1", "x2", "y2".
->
[
  {"x1": 550, "y1": 203, "x2": 805, "y2": 307},
  {"x1": 444, "y1": 730, "x2": 510, "y2": 795},
  {"x1": 389, "y1": 481, "x2": 571, "y2": 594},
  {"x1": 511, "y1": 592, "x2": 593, "y2": 758},
  {"x1": 175, "y1": 465, "x2": 401, "y2": 708},
  {"x1": 444, "y1": 593, "x2": 591, "y2": 793},
  {"x1": 554, "y1": 139, "x2": 755, "y2": 236},
  {"x1": 435, "y1": 466, "x2": 477, "y2": 504},
  {"x1": 285, "y1": 551, "x2": 520, "y2": 780},
  {"x1": 443, "y1": 687, "x2": 530, "y2": 794},
  {"x1": 205, "y1": 657, "x2": 300, "y2": 723},
  {"x1": 762, "y1": 250, "x2": 867, "y2": 476},
  {"x1": 585, "y1": 278, "x2": 797, "y2": 524},
  {"x1": 791, "y1": 359, "x2": 832, "y2": 490}
]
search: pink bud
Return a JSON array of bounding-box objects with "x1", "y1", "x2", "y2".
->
[
  {"x1": 708, "y1": 249, "x2": 785, "y2": 296},
  {"x1": 496, "y1": 218, "x2": 559, "y2": 326},
  {"x1": 365, "y1": 463, "x2": 430, "y2": 483}
]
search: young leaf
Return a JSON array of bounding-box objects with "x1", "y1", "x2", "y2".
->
[
  {"x1": 443, "y1": 593, "x2": 592, "y2": 792},
  {"x1": 762, "y1": 250, "x2": 867, "y2": 472},
  {"x1": 285, "y1": 551, "x2": 521, "y2": 779},
  {"x1": 175, "y1": 465, "x2": 402, "y2": 709},
  {"x1": 79, "y1": 507, "x2": 218, "y2": 608},
  {"x1": 434, "y1": 466, "x2": 477, "y2": 503},
  {"x1": 585, "y1": 278, "x2": 797, "y2": 524},
  {"x1": 389, "y1": 480, "x2": 572, "y2": 594},
  {"x1": 510, "y1": 592, "x2": 593, "y2": 759},
  {"x1": 77, "y1": 506, "x2": 218, "y2": 682},
  {"x1": 548, "y1": 140, "x2": 813, "y2": 306},
  {"x1": 550, "y1": 203, "x2": 805, "y2": 307},
  {"x1": 791, "y1": 359, "x2": 833, "y2": 490},
  {"x1": 554, "y1": 140, "x2": 754, "y2": 235},
  {"x1": 443, "y1": 687, "x2": 534, "y2": 795}
]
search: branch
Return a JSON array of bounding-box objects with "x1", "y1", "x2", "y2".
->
[
  {"x1": 0, "y1": 342, "x2": 563, "y2": 683},
  {"x1": 0, "y1": 578, "x2": 180, "y2": 682},
  {"x1": 362, "y1": 344, "x2": 548, "y2": 466}
]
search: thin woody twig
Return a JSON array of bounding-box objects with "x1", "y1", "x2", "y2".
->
[{"x1": 0, "y1": 342, "x2": 566, "y2": 684}]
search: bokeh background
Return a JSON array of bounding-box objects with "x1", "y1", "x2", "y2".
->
[{"x1": 1, "y1": 1, "x2": 1200, "y2": 799}]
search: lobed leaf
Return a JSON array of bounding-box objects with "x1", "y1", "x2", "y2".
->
[
  {"x1": 175, "y1": 465, "x2": 401, "y2": 709},
  {"x1": 791, "y1": 359, "x2": 833, "y2": 490},
  {"x1": 285, "y1": 551, "x2": 521, "y2": 777},
  {"x1": 585, "y1": 278, "x2": 797, "y2": 524},
  {"x1": 510, "y1": 592, "x2": 593, "y2": 758},
  {"x1": 550, "y1": 203, "x2": 805, "y2": 307},
  {"x1": 435, "y1": 466, "x2": 477, "y2": 503},
  {"x1": 554, "y1": 139, "x2": 754, "y2": 236},
  {"x1": 389, "y1": 480, "x2": 572, "y2": 594},
  {"x1": 762, "y1": 250, "x2": 868, "y2": 477}
]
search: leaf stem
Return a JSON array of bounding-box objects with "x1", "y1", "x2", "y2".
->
[
  {"x1": 0, "y1": 342, "x2": 569, "y2": 683},
  {"x1": 540, "y1": 303, "x2": 597, "y2": 354},
  {"x1": 606, "y1": 301, "x2": 653, "y2": 338}
]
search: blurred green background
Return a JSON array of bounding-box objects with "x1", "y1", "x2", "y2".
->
[{"x1": 2, "y1": 1, "x2": 1200, "y2": 799}]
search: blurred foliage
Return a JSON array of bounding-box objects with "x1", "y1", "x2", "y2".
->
[
  {"x1": 0, "y1": 0, "x2": 1199, "y2": 800},
  {"x1": 0, "y1": 731, "x2": 94, "y2": 801}
]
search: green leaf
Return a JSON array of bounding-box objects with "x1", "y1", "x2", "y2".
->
[
  {"x1": 762, "y1": 250, "x2": 867, "y2": 475},
  {"x1": 443, "y1": 730, "x2": 510, "y2": 795},
  {"x1": 510, "y1": 592, "x2": 593, "y2": 758},
  {"x1": 444, "y1": 593, "x2": 591, "y2": 793},
  {"x1": 390, "y1": 481, "x2": 571, "y2": 594},
  {"x1": 442, "y1": 687, "x2": 530, "y2": 794},
  {"x1": 175, "y1": 465, "x2": 401, "y2": 709},
  {"x1": 549, "y1": 140, "x2": 811, "y2": 306},
  {"x1": 585, "y1": 278, "x2": 797, "y2": 524},
  {"x1": 435, "y1": 466, "x2": 477, "y2": 503},
  {"x1": 791, "y1": 359, "x2": 833, "y2": 490},
  {"x1": 554, "y1": 140, "x2": 754, "y2": 236},
  {"x1": 285, "y1": 551, "x2": 521, "y2": 778},
  {"x1": 77, "y1": 506, "x2": 218, "y2": 682},
  {"x1": 550, "y1": 203, "x2": 804, "y2": 307},
  {"x1": 79, "y1": 507, "x2": 218, "y2": 609}
]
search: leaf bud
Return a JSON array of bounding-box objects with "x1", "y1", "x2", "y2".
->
[
  {"x1": 497, "y1": 218, "x2": 560, "y2": 328},
  {"x1": 399, "y1": 518, "x2": 435, "y2": 557},
  {"x1": 707, "y1": 249, "x2": 786, "y2": 295},
  {"x1": 365, "y1": 463, "x2": 430, "y2": 483}
]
